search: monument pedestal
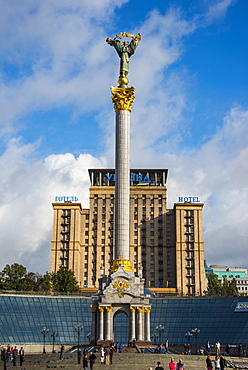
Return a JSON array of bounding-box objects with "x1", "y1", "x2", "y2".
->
[{"x1": 90, "y1": 265, "x2": 152, "y2": 346}]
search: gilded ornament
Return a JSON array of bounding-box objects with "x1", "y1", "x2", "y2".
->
[{"x1": 111, "y1": 87, "x2": 135, "y2": 112}]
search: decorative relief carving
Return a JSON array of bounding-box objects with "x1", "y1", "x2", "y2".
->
[{"x1": 111, "y1": 87, "x2": 135, "y2": 112}]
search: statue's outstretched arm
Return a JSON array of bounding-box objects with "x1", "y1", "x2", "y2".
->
[{"x1": 106, "y1": 38, "x2": 115, "y2": 46}]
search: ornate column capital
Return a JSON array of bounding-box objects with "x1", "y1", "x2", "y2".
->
[
  {"x1": 144, "y1": 307, "x2": 151, "y2": 313},
  {"x1": 111, "y1": 87, "x2": 136, "y2": 112},
  {"x1": 98, "y1": 307, "x2": 105, "y2": 312},
  {"x1": 91, "y1": 307, "x2": 97, "y2": 313},
  {"x1": 130, "y1": 307, "x2": 136, "y2": 313}
]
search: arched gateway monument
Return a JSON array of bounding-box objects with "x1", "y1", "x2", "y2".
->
[{"x1": 90, "y1": 33, "x2": 152, "y2": 346}]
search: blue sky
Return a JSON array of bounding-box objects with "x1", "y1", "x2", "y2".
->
[{"x1": 0, "y1": 0, "x2": 248, "y2": 273}]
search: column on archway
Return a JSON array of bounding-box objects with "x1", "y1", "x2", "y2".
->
[
  {"x1": 137, "y1": 307, "x2": 143, "y2": 341},
  {"x1": 144, "y1": 307, "x2": 151, "y2": 341},
  {"x1": 90, "y1": 307, "x2": 97, "y2": 342},
  {"x1": 99, "y1": 307, "x2": 104, "y2": 341},
  {"x1": 105, "y1": 306, "x2": 112, "y2": 341},
  {"x1": 130, "y1": 306, "x2": 136, "y2": 340}
]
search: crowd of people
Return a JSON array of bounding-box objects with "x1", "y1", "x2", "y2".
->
[{"x1": 1, "y1": 345, "x2": 25, "y2": 368}]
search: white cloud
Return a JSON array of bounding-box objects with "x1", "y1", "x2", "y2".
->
[
  {"x1": 0, "y1": 137, "x2": 105, "y2": 272},
  {"x1": 205, "y1": 0, "x2": 236, "y2": 22}
]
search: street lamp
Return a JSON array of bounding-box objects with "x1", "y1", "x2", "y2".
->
[
  {"x1": 51, "y1": 332, "x2": 59, "y2": 353},
  {"x1": 74, "y1": 325, "x2": 84, "y2": 364},
  {"x1": 185, "y1": 332, "x2": 193, "y2": 354},
  {"x1": 151, "y1": 333, "x2": 159, "y2": 345},
  {"x1": 156, "y1": 324, "x2": 165, "y2": 345},
  {"x1": 191, "y1": 328, "x2": 200, "y2": 354},
  {"x1": 41, "y1": 327, "x2": 49, "y2": 354}
]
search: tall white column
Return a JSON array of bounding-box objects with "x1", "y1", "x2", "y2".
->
[
  {"x1": 130, "y1": 307, "x2": 136, "y2": 339},
  {"x1": 106, "y1": 308, "x2": 111, "y2": 340},
  {"x1": 114, "y1": 110, "x2": 130, "y2": 261},
  {"x1": 99, "y1": 307, "x2": 104, "y2": 341},
  {"x1": 145, "y1": 308, "x2": 151, "y2": 341},
  {"x1": 137, "y1": 308, "x2": 143, "y2": 341}
]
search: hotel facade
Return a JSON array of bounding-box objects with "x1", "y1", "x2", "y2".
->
[{"x1": 50, "y1": 168, "x2": 205, "y2": 296}]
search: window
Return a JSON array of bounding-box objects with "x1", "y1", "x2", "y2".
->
[
  {"x1": 134, "y1": 239, "x2": 138, "y2": 244},
  {"x1": 101, "y1": 239, "x2": 105, "y2": 244},
  {"x1": 142, "y1": 207, "x2": 146, "y2": 212},
  {"x1": 94, "y1": 198, "x2": 98, "y2": 204},
  {"x1": 167, "y1": 239, "x2": 171, "y2": 244},
  {"x1": 150, "y1": 264, "x2": 154, "y2": 269},
  {"x1": 94, "y1": 207, "x2": 98, "y2": 212},
  {"x1": 150, "y1": 223, "x2": 154, "y2": 228},
  {"x1": 158, "y1": 207, "x2": 162, "y2": 212},
  {"x1": 134, "y1": 223, "x2": 138, "y2": 228},
  {"x1": 150, "y1": 231, "x2": 154, "y2": 236},
  {"x1": 150, "y1": 239, "x2": 154, "y2": 245},
  {"x1": 150, "y1": 207, "x2": 154, "y2": 212},
  {"x1": 85, "y1": 223, "x2": 89, "y2": 228},
  {"x1": 102, "y1": 207, "x2": 106, "y2": 213},
  {"x1": 150, "y1": 199, "x2": 154, "y2": 205},
  {"x1": 102, "y1": 231, "x2": 105, "y2": 236},
  {"x1": 150, "y1": 255, "x2": 154, "y2": 261},
  {"x1": 134, "y1": 230, "x2": 138, "y2": 236},
  {"x1": 158, "y1": 198, "x2": 162, "y2": 204},
  {"x1": 102, "y1": 223, "x2": 105, "y2": 228},
  {"x1": 134, "y1": 214, "x2": 138, "y2": 220},
  {"x1": 166, "y1": 231, "x2": 171, "y2": 236},
  {"x1": 134, "y1": 207, "x2": 138, "y2": 212},
  {"x1": 134, "y1": 198, "x2": 138, "y2": 204},
  {"x1": 166, "y1": 214, "x2": 170, "y2": 220},
  {"x1": 166, "y1": 223, "x2": 170, "y2": 228},
  {"x1": 167, "y1": 264, "x2": 171, "y2": 269},
  {"x1": 102, "y1": 198, "x2": 106, "y2": 204},
  {"x1": 167, "y1": 255, "x2": 171, "y2": 261}
]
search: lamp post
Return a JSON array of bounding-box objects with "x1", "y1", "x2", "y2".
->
[
  {"x1": 74, "y1": 325, "x2": 83, "y2": 364},
  {"x1": 185, "y1": 332, "x2": 193, "y2": 355},
  {"x1": 156, "y1": 324, "x2": 165, "y2": 345},
  {"x1": 51, "y1": 332, "x2": 59, "y2": 353},
  {"x1": 191, "y1": 328, "x2": 200, "y2": 355},
  {"x1": 41, "y1": 327, "x2": 49, "y2": 354}
]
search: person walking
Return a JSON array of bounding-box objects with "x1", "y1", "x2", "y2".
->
[
  {"x1": 214, "y1": 355, "x2": 220, "y2": 370},
  {"x1": 105, "y1": 346, "x2": 110, "y2": 365},
  {"x1": 100, "y1": 347, "x2": 105, "y2": 364},
  {"x1": 19, "y1": 347, "x2": 25, "y2": 366},
  {"x1": 83, "y1": 353, "x2": 88, "y2": 370},
  {"x1": 169, "y1": 357, "x2": 176, "y2": 370},
  {"x1": 155, "y1": 361, "x2": 164, "y2": 370},
  {"x1": 12, "y1": 346, "x2": 18, "y2": 366},
  {"x1": 109, "y1": 345, "x2": 115, "y2": 364},
  {"x1": 176, "y1": 359, "x2": 184, "y2": 370},
  {"x1": 59, "y1": 344, "x2": 64, "y2": 360},
  {"x1": 206, "y1": 355, "x2": 213, "y2": 370},
  {"x1": 219, "y1": 354, "x2": 225, "y2": 370},
  {"x1": 215, "y1": 342, "x2": 221, "y2": 356},
  {"x1": 89, "y1": 351, "x2": 96, "y2": 370}
]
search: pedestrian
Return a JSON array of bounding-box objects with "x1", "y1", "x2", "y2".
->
[
  {"x1": 60, "y1": 344, "x2": 64, "y2": 360},
  {"x1": 238, "y1": 344, "x2": 243, "y2": 358},
  {"x1": 119, "y1": 343, "x2": 124, "y2": 353},
  {"x1": 19, "y1": 347, "x2": 25, "y2": 366},
  {"x1": 219, "y1": 354, "x2": 225, "y2": 370},
  {"x1": 155, "y1": 361, "x2": 164, "y2": 370},
  {"x1": 3, "y1": 349, "x2": 10, "y2": 370},
  {"x1": 105, "y1": 346, "x2": 110, "y2": 365},
  {"x1": 206, "y1": 355, "x2": 213, "y2": 370},
  {"x1": 100, "y1": 347, "x2": 105, "y2": 364},
  {"x1": 169, "y1": 357, "x2": 176, "y2": 370},
  {"x1": 13, "y1": 346, "x2": 18, "y2": 366},
  {"x1": 225, "y1": 344, "x2": 230, "y2": 356},
  {"x1": 206, "y1": 341, "x2": 211, "y2": 355},
  {"x1": 165, "y1": 340, "x2": 169, "y2": 354},
  {"x1": 78, "y1": 349, "x2": 82, "y2": 364},
  {"x1": 214, "y1": 355, "x2": 220, "y2": 370},
  {"x1": 176, "y1": 359, "x2": 184, "y2": 370},
  {"x1": 184, "y1": 344, "x2": 187, "y2": 355},
  {"x1": 83, "y1": 353, "x2": 88, "y2": 370},
  {"x1": 215, "y1": 342, "x2": 221, "y2": 356},
  {"x1": 109, "y1": 345, "x2": 115, "y2": 364},
  {"x1": 89, "y1": 351, "x2": 96, "y2": 370}
]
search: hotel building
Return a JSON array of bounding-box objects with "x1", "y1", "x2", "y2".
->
[{"x1": 50, "y1": 168, "x2": 205, "y2": 296}]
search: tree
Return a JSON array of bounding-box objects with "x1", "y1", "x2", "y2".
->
[
  {"x1": 206, "y1": 272, "x2": 238, "y2": 296},
  {"x1": 0, "y1": 263, "x2": 27, "y2": 290},
  {"x1": 51, "y1": 266, "x2": 79, "y2": 293}
]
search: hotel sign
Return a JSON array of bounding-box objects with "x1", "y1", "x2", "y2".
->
[
  {"x1": 105, "y1": 173, "x2": 151, "y2": 186},
  {"x1": 54, "y1": 196, "x2": 79, "y2": 202},
  {"x1": 235, "y1": 302, "x2": 248, "y2": 312},
  {"x1": 178, "y1": 197, "x2": 200, "y2": 203}
]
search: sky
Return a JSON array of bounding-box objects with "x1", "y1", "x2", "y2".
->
[{"x1": 0, "y1": 0, "x2": 248, "y2": 274}]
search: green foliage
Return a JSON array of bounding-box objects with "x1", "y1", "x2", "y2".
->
[
  {"x1": 51, "y1": 266, "x2": 79, "y2": 293},
  {"x1": 0, "y1": 264, "x2": 51, "y2": 292},
  {"x1": 206, "y1": 272, "x2": 239, "y2": 296}
]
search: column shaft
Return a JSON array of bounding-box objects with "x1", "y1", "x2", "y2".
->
[{"x1": 114, "y1": 110, "x2": 130, "y2": 261}]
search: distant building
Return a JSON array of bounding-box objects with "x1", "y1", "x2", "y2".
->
[
  {"x1": 205, "y1": 265, "x2": 248, "y2": 295},
  {"x1": 50, "y1": 169, "x2": 205, "y2": 296}
]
